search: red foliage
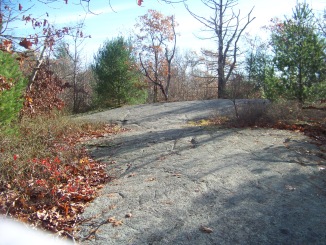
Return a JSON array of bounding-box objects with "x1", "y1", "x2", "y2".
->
[
  {"x1": 138, "y1": 0, "x2": 143, "y2": 6},
  {"x1": 0, "y1": 125, "x2": 127, "y2": 237},
  {"x1": 273, "y1": 121, "x2": 326, "y2": 147}
]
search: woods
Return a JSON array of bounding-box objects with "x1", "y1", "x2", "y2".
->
[{"x1": 1, "y1": 1, "x2": 325, "y2": 106}]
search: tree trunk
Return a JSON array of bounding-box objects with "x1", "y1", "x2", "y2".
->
[
  {"x1": 153, "y1": 84, "x2": 158, "y2": 103},
  {"x1": 158, "y1": 83, "x2": 168, "y2": 101}
]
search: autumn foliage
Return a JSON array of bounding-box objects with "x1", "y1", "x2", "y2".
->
[
  {"x1": 135, "y1": 9, "x2": 177, "y2": 102},
  {"x1": 0, "y1": 117, "x2": 127, "y2": 237},
  {"x1": 22, "y1": 61, "x2": 66, "y2": 117}
]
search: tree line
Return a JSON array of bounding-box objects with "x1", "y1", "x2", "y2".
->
[{"x1": 0, "y1": 0, "x2": 325, "y2": 127}]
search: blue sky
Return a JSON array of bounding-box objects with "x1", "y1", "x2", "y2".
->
[{"x1": 13, "y1": 0, "x2": 326, "y2": 63}]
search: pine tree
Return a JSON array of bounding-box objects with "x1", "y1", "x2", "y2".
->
[
  {"x1": 271, "y1": 3, "x2": 326, "y2": 103},
  {"x1": 92, "y1": 37, "x2": 146, "y2": 108},
  {"x1": 0, "y1": 51, "x2": 27, "y2": 129}
]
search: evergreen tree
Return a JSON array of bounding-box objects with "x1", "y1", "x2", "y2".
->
[
  {"x1": 271, "y1": 3, "x2": 326, "y2": 103},
  {"x1": 0, "y1": 51, "x2": 27, "y2": 130},
  {"x1": 245, "y1": 39, "x2": 274, "y2": 92},
  {"x1": 92, "y1": 37, "x2": 146, "y2": 108}
]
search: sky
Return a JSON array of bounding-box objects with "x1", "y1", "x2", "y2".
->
[{"x1": 12, "y1": 0, "x2": 326, "y2": 63}]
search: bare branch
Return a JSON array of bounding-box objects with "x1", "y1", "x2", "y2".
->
[{"x1": 185, "y1": 0, "x2": 255, "y2": 98}]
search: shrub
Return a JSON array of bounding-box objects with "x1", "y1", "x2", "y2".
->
[
  {"x1": 0, "y1": 51, "x2": 27, "y2": 129},
  {"x1": 212, "y1": 100, "x2": 303, "y2": 128}
]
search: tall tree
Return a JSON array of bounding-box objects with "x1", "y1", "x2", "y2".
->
[
  {"x1": 244, "y1": 36, "x2": 274, "y2": 91},
  {"x1": 271, "y1": 3, "x2": 326, "y2": 103},
  {"x1": 185, "y1": 0, "x2": 255, "y2": 98},
  {"x1": 54, "y1": 21, "x2": 93, "y2": 113},
  {"x1": 53, "y1": 41, "x2": 93, "y2": 113},
  {"x1": 135, "y1": 9, "x2": 177, "y2": 102},
  {"x1": 92, "y1": 37, "x2": 145, "y2": 108}
]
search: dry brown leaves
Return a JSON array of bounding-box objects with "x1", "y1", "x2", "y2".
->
[{"x1": 0, "y1": 124, "x2": 127, "y2": 240}]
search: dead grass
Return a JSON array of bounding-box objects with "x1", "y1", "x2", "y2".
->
[
  {"x1": 210, "y1": 100, "x2": 304, "y2": 127},
  {"x1": 209, "y1": 100, "x2": 326, "y2": 147}
]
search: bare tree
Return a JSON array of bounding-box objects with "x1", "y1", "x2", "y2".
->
[
  {"x1": 185, "y1": 0, "x2": 255, "y2": 98},
  {"x1": 52, "y1": 19, "x2": 93, "y2": 113}
]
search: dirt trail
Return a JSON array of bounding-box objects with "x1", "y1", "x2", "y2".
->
[{"x1": 76, "y1": 99, "x2": 326, "y2": 245}]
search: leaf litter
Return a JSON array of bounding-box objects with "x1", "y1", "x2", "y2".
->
[{"x1": 0, "y1": 123, "x2": 127, "y2": 241}]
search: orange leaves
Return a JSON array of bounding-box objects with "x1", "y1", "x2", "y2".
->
[
  {"x1": 0, "y1": 40, "x2": 13, "y2": 52},
  {"x1": 135, "y1": 9, "x2": 177, "y2": 101},
  {"x1": 139, "y1": 9, "x2": 174, "y2": 37},
  {"x1": 19, "y1": 38, "x2": 33, "y2": 49},
  {"x1": 273, "y1": 121, "x2": 304, "y2": 132},
  {"x1": 107, "y1": 217, "x2": 123, "y2": 227}
]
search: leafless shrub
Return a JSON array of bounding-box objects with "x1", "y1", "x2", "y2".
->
[{"x1": 212, "y1": 100, "x2": 303, "y2": 128}]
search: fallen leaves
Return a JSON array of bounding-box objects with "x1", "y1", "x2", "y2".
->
[
  {"x1": 0, "y1": 123, "x2": 124, "y2": 239},
  {"x1": 0, "y1": 75, "x2": 14, "y2": 92},
  {"x1": 107, "y1": 217, "x2": 123, "y2": 227},
  {"x1": 108, "y1": 205, "x2": 117, "y2": 210},
  {"x1": 285, "y1": 185, "x2": 296, "y2": 191},
  {"x1": 200, "y1": 225, "x2": 213, "y2": 233},
  {"x1": 80, "y1": 215, "x2": 125, "y2": 241},
  {"x1": 188, "y1": 119, "x2": 213, "y2": 126}
]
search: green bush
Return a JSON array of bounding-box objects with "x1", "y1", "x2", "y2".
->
[
  {"x1": 304, "y1": 80, "x2": 326, "y2": 103},
  {"x1": 0, "y1": 51, "x2": 27, "y2": 130}
]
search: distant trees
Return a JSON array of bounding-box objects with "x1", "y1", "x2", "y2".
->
[
  {"x1": 52, "y1": 21, "x2": 94, "y2": 113},
  {"x1": 92, "y1": 37, "x2": 146, "y2": 108},
  {"x1": 2, "y1": 0, "x2": 326, "y2": 119},
  {"x1": 135, "y1": 9, "x2": 177, "y2": 102},
  {"x1": 53, "y1": 42, "x2": 94, "y2": 113},
  {"x1": 168, "y1": 49, "x2": 218, "y2": 100},
  {"x1": 185, "y1": 0, "x2": 255, "y2": 98}
]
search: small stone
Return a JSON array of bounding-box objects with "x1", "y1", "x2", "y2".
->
[
  {"x1": 200, "y1": 225, "x2": 213, "y2": 233},
  {"x1": 125, "y1": 213, "x2": 132, "y2": 218}
]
